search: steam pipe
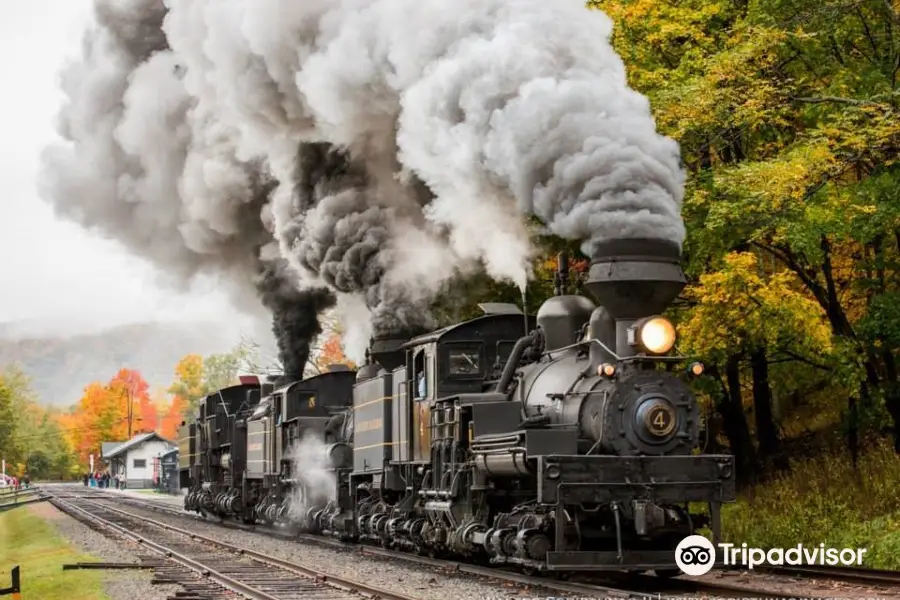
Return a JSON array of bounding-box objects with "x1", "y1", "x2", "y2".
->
[
  {"x1": 324, "y1": 413, "x2": 346, "y2": 438},
  {"x1": 494, "y1": 332, "x2": 535, "y2": 394}
]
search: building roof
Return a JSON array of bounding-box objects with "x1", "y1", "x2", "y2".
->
[
  {"x1": 102, "y1": 432, "x2": 175, "y2": 460},
  {"x1": 101, "y1": 442, "x2": 122, "y2": 458}
]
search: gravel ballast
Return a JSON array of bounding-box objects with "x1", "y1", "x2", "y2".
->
[
  {"x1": 25, "y1": 502, "x2": 182, "y2": 600},
  {"x1": 87, "y1": 498, "x2": 550, "y2": 600},
  {"x1": 96, "y1": 489, "x2": 900, "y2": 600}
]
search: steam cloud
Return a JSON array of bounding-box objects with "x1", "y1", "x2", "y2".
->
[
  {"x1": 284, "y1": 432, "x2": 338, "y2": 526},
  {"x1": 41, "y1": 0, "x2": 685, "y2": 363}
]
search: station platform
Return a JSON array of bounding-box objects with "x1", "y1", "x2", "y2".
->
[{"x1": 79, "y1": 485, "x2": 187, "y2": 508}]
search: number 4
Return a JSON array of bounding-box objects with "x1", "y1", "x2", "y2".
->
[{"x1": 653, "y1": 410, "x2": 667, "y2": 428}]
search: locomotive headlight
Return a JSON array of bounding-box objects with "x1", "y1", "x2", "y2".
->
[
  {"x1": 630, "y1": 316, "x2": 676, "y2": 355},
  {"x1": 689, "y1": 362, "x2": 705, "y2": 376}
]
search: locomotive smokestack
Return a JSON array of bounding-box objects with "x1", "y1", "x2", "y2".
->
[
  {"x1": 584, "y1": 238, "x2": 685, "y2": 318},
  {"x1": 554, "y1": 251, "x2": 569, "y2": 297},
  {"x1": 584, "y1": 238, "x2": 685, "y2": 356}
]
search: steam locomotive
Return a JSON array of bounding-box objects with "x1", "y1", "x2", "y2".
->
[{"x1": 178, "y1": 238, "x2": 736, "y2": 575}]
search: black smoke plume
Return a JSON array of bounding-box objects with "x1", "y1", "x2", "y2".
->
[{"x1": 254, "y1": 260, "x2": 335, "y2": 380}]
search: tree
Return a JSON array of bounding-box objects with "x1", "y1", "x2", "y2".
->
[
  {"x1": 18, "y1": 401, "x2": 78, "y2": 480},
  {"x1": 107, "y1": 369, "x2": 153, "y2": 436},
  {"x1": 0, "y1": 366, "x2": 28, "y2": 467},
  {"x1": 679, "y1": 252, "x2": 837, "y2": 478},
  {"x1": 158, "y1": 394, "x2": 187, "y2": 440},
  {"x1": 587, "y1": 0, "x2": 900, "y2": 468},
  {"x1": 203, "y1": 346, "x2": 249, "y2": 391},
  {"x1": 428, "y1": 233, "x2": 588, "y2": 327},
  {"x1": 59, "y1": 369, "x2": 151, "y2": 467},
  {"x1": 25, "y1": 451, "x2": 51, "y2": 479},
  {"x1": 168, "y1": 354, "x2": 206, "y2": 412},
  {"x1": 0, "y1": 372, "x2": 19, "y2": 465},
  {"x1": 314, "y1": 331, "x2": 357, "y2": 373},
  {"x1": 60, "y1": 382, "x2": 126, "y2": 466}
]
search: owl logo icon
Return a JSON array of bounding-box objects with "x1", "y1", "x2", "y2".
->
[{"x1": 675, "y1": 535, "x2": 716, "y2": 576}]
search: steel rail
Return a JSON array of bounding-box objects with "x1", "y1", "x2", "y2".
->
[
  {"x1": 50, "y1": 485, "x2": 865, "y2": 599},
  {"x1": 49, "y1": 495, "x2": 281, "y2": 600},
  {"x1": 756, "y1": 563, "x2": 900, "y2": 586},
  {"x1": 59, "y1": 488, "x2": 654, "y2": 600},
  {"x1": 48, "y1": 493, "x2": 439, "y2": 600}
]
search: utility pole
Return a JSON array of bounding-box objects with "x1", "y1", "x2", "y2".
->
[
  {"x1": 127, "y1": 384, "x2": 134, "y2": 439},
  {"x1": 121, "y1": 383, "x2": 135, "y2": 439}
]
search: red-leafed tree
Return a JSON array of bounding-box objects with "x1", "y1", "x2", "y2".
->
[
  {"x1": 159, "y1": 394, "x2": 187, "y2": 440},
  {"x1": 314, "y1": 331, "x2": 356, "y2": 373},
  {"x1": 107, "y1": 369, "x2": 154, "y2": 435}
]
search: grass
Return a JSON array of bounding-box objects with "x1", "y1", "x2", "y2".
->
[
  {"x1": 0, "y1": 507, "x2": 110, "y2": 600},
  {"x1": 721, "y1": 440, "x2": 900, "y2": 569}
]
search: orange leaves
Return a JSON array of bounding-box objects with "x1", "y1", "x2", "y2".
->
[
  {"x1": 158, "y1": 394, "x2": 187, "y2": 440},
  {"x1": 535, "y1": 254, "x2": 589, "y2": 287},
  {"x1": 60, "y1": 369, "x2": 153, "y2": 466},
  {"x1": 315, "y1": 332, "x2": 356, "y2": 373}
]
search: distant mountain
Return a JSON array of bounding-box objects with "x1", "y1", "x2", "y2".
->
[{"x1": 0, "y1": 321, "x2": 244, "y2": 406}]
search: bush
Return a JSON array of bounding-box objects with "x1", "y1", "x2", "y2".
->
[{"x1": 721, "y1": 440, "x2": 900, "y2": 568}]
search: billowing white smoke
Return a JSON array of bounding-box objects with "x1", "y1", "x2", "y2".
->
[
  {"x1": 285, "y1": 431, "x2": 337, "y2": 525},
  {"x1": 42, "y1": 0, "x2": 685, "y2": 362}
]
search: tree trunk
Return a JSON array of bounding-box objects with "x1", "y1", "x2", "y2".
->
[
  {"x1": 709, "y1": 355, "x2": 758, "y2": 485},
  {"x1": 750, "y1": 346, "x2": 785, "y2": 469},
  {"x1": 764, "y1": 239, "x2": 899, "y2": 453}
]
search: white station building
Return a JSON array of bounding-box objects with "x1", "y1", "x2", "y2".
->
[{"x1": 101, "y1": 432, "x2": 176, "y2": 489}]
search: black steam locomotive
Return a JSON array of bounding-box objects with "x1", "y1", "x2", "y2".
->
[{"x1": 179, "y1": 238, "x2": 736, "y2": 575}]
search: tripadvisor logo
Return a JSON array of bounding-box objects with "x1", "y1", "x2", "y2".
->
[
  {"x1": 675, "y1": 535, "x2": 716, "y2": 576},
  {"x1": 675, "y1": 535, "x2": 868, "y2": 576}
]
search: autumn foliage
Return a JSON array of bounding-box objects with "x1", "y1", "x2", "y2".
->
[
  {"x1": 315, "y1": 333, "x2": 356, "y2": 373},
  {"x1": 158, "y1": 394, "x2": 187, "y2": 440},
  {"x1": 58, "y1": 368, "x2": 154, "y2": 466}
]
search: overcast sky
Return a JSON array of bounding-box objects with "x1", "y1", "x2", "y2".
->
[{"x1": 0, "y1": 1, "x2": 253, "y2": 338}]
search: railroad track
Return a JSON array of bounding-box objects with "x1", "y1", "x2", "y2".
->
[
  {"x1": 42, "y1": 485, "x2": 894, "y2": 599},
  {"x1": 47, "y1": 493, "x2": 424, "y2": 600},
  {"x1": 43, "y1": 488, "x2": 655, "y2": 600},
  {"x1": 757, "y1": 563, "x2": 900, "y2": 586}
]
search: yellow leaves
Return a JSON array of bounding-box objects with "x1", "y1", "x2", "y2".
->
[
  {"x1": 593, "y1": 0, "x2": 728, "y2": 51},
  {"x1": 679, "y1": 252, "x2": 832, "y2": 360},
  {"x1": 716, "y1": 139, "x2": 838, "y2": 210},
  {"x1": 168, "y1": 353, "x2": 206, "y2": 406}
]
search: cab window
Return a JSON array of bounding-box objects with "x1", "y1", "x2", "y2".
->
[
  {"x1": 443, "y1": 343, "x2": 484, "y2": 379},
  {"x1": 414, "y1": 349, "x2": 427, "y2": 399}
]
